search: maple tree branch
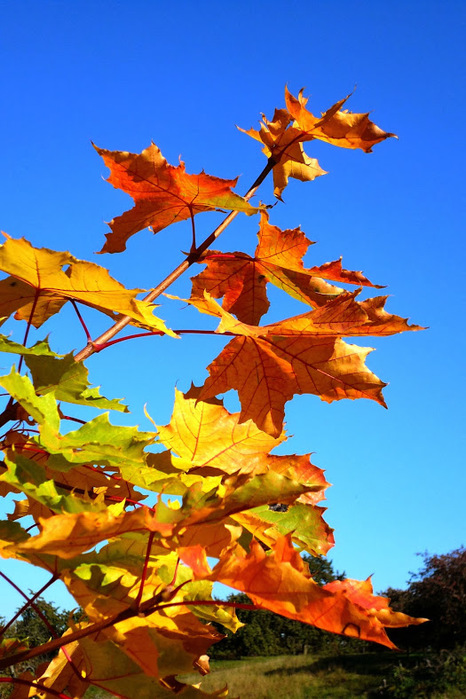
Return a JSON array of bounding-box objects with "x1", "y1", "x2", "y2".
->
[
  {"x1": 0, "y1": 587, "x2": 256, "y2": 671},
  {"x1": 74, "y1": 157, "x2": 275, "y2": 362}
]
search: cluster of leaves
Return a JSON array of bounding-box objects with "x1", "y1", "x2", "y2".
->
[{"x1": 0, "y1": 88, "x2": 425, "y2": 697}]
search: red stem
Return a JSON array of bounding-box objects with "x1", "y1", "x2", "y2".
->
[
  {"x1": 71, "y1": 300, "x2": 92, "y2": 343},
  {"x1": 93, "y1": 328, "x2": 236, "y2": 351},
  {"x1": 135, "y1": 532, "x2": 155, "y2": 609},
  {"x1": 158, "y1": 599, "x2": 257, "y2": 613},
  {"x1": 16, "y1": 288, "x2": 41, "y2": 375},
  {"x1": 0, "y1": 572, "x2": 58, "y2": 638}
]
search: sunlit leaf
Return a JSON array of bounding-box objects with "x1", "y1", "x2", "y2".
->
[{"x1": 95, "y1": 142, "x2": 259, "y2": 253}]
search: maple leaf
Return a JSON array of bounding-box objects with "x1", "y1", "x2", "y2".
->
[
  {"x1": 0, "y1": 236, "x2": 174, "y2": 333},
  {"x1": 240, "y1": 87, "x2": 395, "y2": 197},
  {"x1": 323, "y1": 577, "x2": 429, "y2": 630},
  {"x1": 25, "y1": 349, "x2": 128, "y2": 411},
  {"x1": 210, "y1": 535, "x2": 426, "y2": 648},
  {"x1": 94, "y1": 142, "x2": 259, "y2": 253},
  {"x1": 232, "y1": 501, "x2": 334, "y2": 557},
  {"x1": 157, "y1": 386, "x2": 285, "y2": 476},
  {"x1": 51, "y1": 634, "x2": 228, "y2": 698},
  {"x1": 190, "y1": 293, "x2": 420, "y2": 436},
  {"x1": 0, "y1": 334, "x2": 58, "y2": 357},
  {"x1": 191, "y1": 211, "x2": 383, "y2": 324},
  {"x1": 11, "y1": 504, "x2": 176, "y2": 559},
  {"x1": 1, "y1": 431, "x2": 145, "y2": 513}
]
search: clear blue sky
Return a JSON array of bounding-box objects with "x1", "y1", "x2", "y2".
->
[{"x1": 0, "y1": 0, "x2": 465, "y2": 617}]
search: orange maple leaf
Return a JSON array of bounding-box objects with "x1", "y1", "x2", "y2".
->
[
  {"x1": 211, "y1": 535, "x2": 426, "y2": 648},
  {"x1": 191, "y1": 211, "x2": 384, "y2": 324},
  {"x1": 240, "y1": 87, "x2": 395, "y2": 198},
  {"x1": 189, "y1": 292, "x2": 421, "y2": 436},
  {"x1": 94, "y1": 142, "x2": 259, "y2": 253}
]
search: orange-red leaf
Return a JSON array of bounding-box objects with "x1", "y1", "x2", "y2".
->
[
  {"x1": 95, "y1": 143, "x2": 259, "y2": 253},
  {"x1": 211, "y1": 536, "x2": 425, "y2": 648},
  {"x1": 285, "y1": 86, "x2": 396, "y2": 152}
]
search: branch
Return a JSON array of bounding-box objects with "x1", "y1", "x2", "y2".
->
[
  {"x1": 0, "y1": 590, "x2": 256, "y2": 671},
  {"x1": 73, "y1": 157, "x2": 275, "y2": 362}
]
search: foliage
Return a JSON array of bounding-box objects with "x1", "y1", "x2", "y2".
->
[
  {"x1": 385, "y1": 547, "x2": 466, "y2": 651},
  {"x1": 377, "y1": 646, "x2": 466, "y2": 698},
  {"x1": 0, "y1": 87, "x2": 425, "y2": 697},
  {"x1": 211, "y1": 556, "x2": 351, "y2": 658}
]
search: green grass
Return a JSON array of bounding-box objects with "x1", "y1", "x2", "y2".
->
[
  {"x1": 180, "y1": 653, "x2": 391, "y2": 698},
  {"x1": 180, "y1": 652, "x2": 465, "y2": 698}
]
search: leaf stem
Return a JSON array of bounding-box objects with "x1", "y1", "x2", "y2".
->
[
  {"x1": 71, "y1": 300, "x2": 93, "y2": 343},
  {"x1": 135, "y1": 532, "x2": 155, "y2": 609},
  {"x1": 0, "y1": 572, "x2": 59, "y2": 638},
  {"x1": 73, "y1": 157, "x2": 275, "y2": 362},
  {"x1": 93, "y1": 328, "x2": 235, "y2": 351}
]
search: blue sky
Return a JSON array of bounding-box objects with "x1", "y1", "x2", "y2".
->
[{"x1": 0, "y1": 0, "x2": 465, "y2": 617}]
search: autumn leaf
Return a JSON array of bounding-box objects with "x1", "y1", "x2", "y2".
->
[
  {"x1": 1, "y1": 431, "x2": 145, "y2": 511},
  {"x1": 157, "y1": 386, "x2": 285, "y2": 476},
  {"x1": 94, "y1": 142, "x2": 259, "y2": 253},
  {"x1": 210, "y1": 535, "x2": 425, "y2": 648},
  {"x1": 25, "y1": 350, "x2": 128, "y2": 411},
  {"x1": 240, "y1": 87, "x2": 395, "y2": 197},
  {"x1": 0, "y1": 455, "x2": 108, "y2": 517},
  {"x1": 323, "y1": 577, "x2": 429, "y2": 630},
  {"x1": 11, "y1": 503, "x2": 177, "y2": 559},
  {"x1": 51, "y1": 633, "x2": 228, "y2": 698},
  {"x1": 0, "y1": 335, "x2": 58, "y2": 358},
  {"x1": 189, "y1": 292, "x2": 421, "y2": 436},
  {"x1": 0, "y1": 369, "x2": 60, "y2": 432},
  {"x1": 191, "y1": 211, "x2": 383, "y2": 323},
  {"x1": 194, "y1": 314, "x2": 386, "y2": 436},
  {"x1": 0, "y1": 236, "x2": 175, "y2": 333},
  {"x1": 232, "y1": 501, "x2": 334, "y2": 557}
]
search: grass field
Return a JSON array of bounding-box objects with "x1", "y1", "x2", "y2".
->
[
  {"x1": 81, "y1": 650, "x2": 465, "y2": 698},
  {"x1": 182, "y1": 652, "x2": 465, "y2": 698}
]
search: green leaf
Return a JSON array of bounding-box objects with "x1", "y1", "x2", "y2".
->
[
  {"x1": 1, "y1": 455, "x2": 106, "y2": 514},
  {"x1": 0, "y1": 368, "x2": 60, "y2": 431},
  {"x1": 250, "y1": 502, "x2": 334, "y2": 556},
  {"x1": 25, "y1": 352, "x2": 128, "y2": 411},
  {"x1": 40, "y1": 412, "x2": 156, "y2": 470},
  {"x1": 0, "y1": 335, "x2": 59, "y2": 357}
]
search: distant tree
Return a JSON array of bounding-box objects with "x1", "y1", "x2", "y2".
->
[
  {"x1": 1, "y1": 596, "x2": 80, "y2": 668},
  {"x1": 386, "y1": 547, "x2": 466, "y2": 650},
  {"x1": 304, "y1": 553, "x2": 345, "y2": 586}
]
